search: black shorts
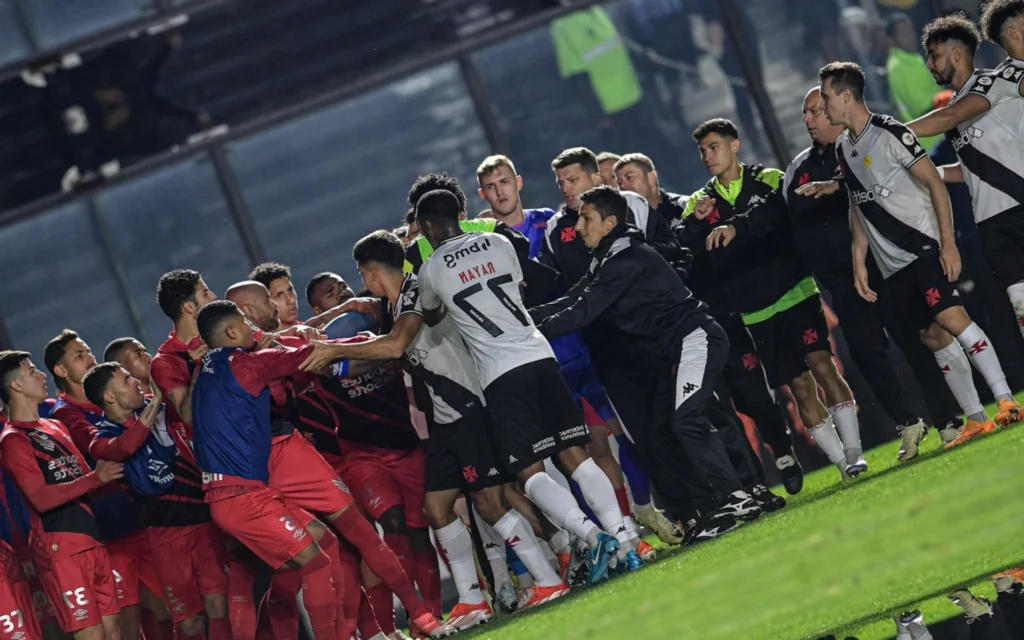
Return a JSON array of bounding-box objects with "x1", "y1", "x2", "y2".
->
[
  {"x1": 424, "y1": 408, "x2": 510, "y2": 494},
  {"x1": 483, "y1": 358, "x2": 590, "y2": 475},
  {"x1": 885, "y1": 253, "x2": 963, "y2": 331},
  {"x1": 977, "y1": 206, "x2": 1024, "y2": 289},
  {"x1": 745, "y1": 295, "x2": 831, "y2": 388}
]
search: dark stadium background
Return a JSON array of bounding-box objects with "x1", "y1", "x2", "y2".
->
[{"x1": 0, "y1": 5, "x2": 1021, "y2": 634}]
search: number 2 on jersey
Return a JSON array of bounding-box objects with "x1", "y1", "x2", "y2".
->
[{"x1": 453, "y1": 274, "x2": 529, "y2": 337}]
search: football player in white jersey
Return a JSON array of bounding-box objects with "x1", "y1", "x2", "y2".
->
[
  {"x1": 801, "y1": 62, "x2": 1022, "y2": 449},
  {"x1": 981, "y1": 0, "x2": 1024, "y2": 62},
  {"x1": 414, "y1": 188, "x2": 644, "y2": 583},
  {"x1": 906, "y1": 15, "x2": 1024, "y2": 343},
  {"x1": 301, "y1": 230, "x2": 572, "y2": 621}
]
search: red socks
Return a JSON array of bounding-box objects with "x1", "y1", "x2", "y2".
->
[
  {"x1": 336, "y1": 545, "x2": 361, "y2": 640},
  {"x1": 335, "y1": 507, "x2": 428, "y2": 621},
  {"x1": 208, "y1": 616, "x2": 232, "y2": 640},
  {"x1": 615, "y1": 485, "x2": 631, "y2": 518},
  {"x1": 382, "y1": 533, "x2": 414, "y2": 584},
  {"x1": 412, "y1": 546, "x2": 442, "y2": 618},
  {"x1": 298, "y1": 549, "x2": 337, "y2": 640},
  {"x1": 264, "y1": 572, "x2": 300, "y2": 640},
  {"x1": 227, "y1": 552, "x2": 257, "y2": 640},
  {"x1": 362, "y1": 581, "x2": 395, "y2": 635},
  {"x1": 317, "y1": 531, "x2": 350, "y2": 640}
]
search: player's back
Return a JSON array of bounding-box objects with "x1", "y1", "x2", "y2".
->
[{"x1": 420, "y1": 232, "x2": 554, "y2": 389}]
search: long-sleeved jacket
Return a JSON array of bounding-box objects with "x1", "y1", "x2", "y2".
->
[
  {"x1": 530, "y1": 228, "x2": 711, "y2": 369},
  {"x1": 677, "y1": 164, "x2": 816, "y2": 319}
]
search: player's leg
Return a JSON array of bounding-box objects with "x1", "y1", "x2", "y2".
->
[
  {"x1": 392, "y1": 448, "x2": 442, "y2": 620},
  {"x1": 1, "y1": 546, "x2": 42, "y2": 640},
  {"x1": 106, "y1": 535, "x2": 142, "y2": 640},
  {"x1": 223, "y1": 540, "x2": 257, "y2": 640},
  {"x1": 147, "y1": 526, "x2": 208, "y2": 639},
  {"x1": 38, "y1": 547, "x2": 120, "y2": 640},
  {"x1": 977, "y1": 209, "x2": 1024, "y2": 339},
  {"x1": 192, "y1": 524, "x2": 230, "y2": 640}
]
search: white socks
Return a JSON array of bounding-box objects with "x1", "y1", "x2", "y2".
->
[
  {"x1": 570, "y1": 458, "x2": 633, "y2": 553},
  {"x1": 933, "y1": 341, "x2": 986, "y2": 421},
  {"x1": 828, "y1": 400, "x2": 862, "y2": 459},
  {"x1": 492, "y1": 510, "x2": 561, "y2": 588},
  {"x1": 523, "y1": 471, "x2": 599, "y2": 547},
  {"x1": 809, "y1": 417, "x2": 846, "y2": 465},
  {"x1": 1008, "y1": 283, "x2": 1024, "y2": 340},
  {"x1": 955, "y1": 322, "x2": 1013, "y2": 401},
  {"x1": 434, "y1": 519, "x2": 485, "y2": 605},
  {"x1": 474, "y1": 513, "x2": 514, "y2": 590},
  {"x1": 547, "y1": 528, "x2": 571, "y2": 556}
]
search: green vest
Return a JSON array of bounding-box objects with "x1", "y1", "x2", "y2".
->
[
  {"x1": 403, "y1": 219, "x2": 498, "y2": 274},
  {"x1": 550, "y1": 7, "x2": 642, "y2": 115}
]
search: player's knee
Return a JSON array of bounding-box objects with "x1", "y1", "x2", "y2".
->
[
  {"x1": 919, "y1": 322, "x2": 952, "y2": 350},
  {"x1": 422, "y1": 495, "x2": 454, "y2": 529},
  {"x1": 807, "y1": 357, "x2": 838, "y2": 384},
  {"x1": 305, "y1": 517, "x2": 327, "y2": 543},
  {"x1": 407, "y1": 526, "x2": 433, "y2": 553},
  {"x1": 377, "y1": 505, "x2": 406, "y2": 534},
  {"x1": 178, "y1": 615, "x2": 206, "y2": 637},
  {"x1": 470, "y1": 486, "x2": 506, "y2": 523},
  {"x1": 589, "y1": 430, "x2": 613, "y2": 458},
  {"x1": 290, "y1": 540, "x2": 324, "y2": 568},
  {"x1": 789, "y1": 371, "x2": 816, "y2": 403},
  {"x1": 203, "y1": 593, "x2": 228, "y2": 619}
]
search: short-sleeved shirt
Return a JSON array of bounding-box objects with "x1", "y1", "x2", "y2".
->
[
  {"x1": 947, "y1": 63, "x2": 1024, "y2": 223},
  {"x1": 419, "y1": 232, "x2": 555, "y2": 389},
  {"x1": 836, "y1": 113, "x2": 940, "y2": 278},
  {"x1": 390, "y1": 274, "x2": 485, "y2": 425}
]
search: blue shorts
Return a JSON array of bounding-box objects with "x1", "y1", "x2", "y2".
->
[{"x1": 559, "y1": 354, "x2": 616, "y2": 422}]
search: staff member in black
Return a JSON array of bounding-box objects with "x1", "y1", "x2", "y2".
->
[{"x1": 531, "y1": 185, "x2": 763, "y2": 534}]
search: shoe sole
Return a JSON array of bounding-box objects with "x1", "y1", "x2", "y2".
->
[{"x1": 450, "y1": 613, "x2": 491, "y2": 631}]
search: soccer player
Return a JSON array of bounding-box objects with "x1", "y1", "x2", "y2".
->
[
  {"x1": 46, "y1": 331, "x2": 150, "y2": 639},
  {"x1": 684, "y1": 119, "x2": 868, "y2": 479},
  {"x1": 153, "y1": 269, "x2": 217, "y2": 427},
  {"x1": 0, "y1": 463, "x2": 42, "y2": 640},
  {"x1": 304, "y1": 230, "x2": 572, "y2": 623},
  {"x1": 982, "y1": 0, "x2": 1024, "y2": 61},
  {"x1": 0, "y1": 351, "x2": 124, "y2": 640},
  {"x1": 224, "y1": 283, "x2": 443, "y2": 637},
  {"x1": 907, "y1": 15, "x2": 1024, "y2": 339},
  {"x1": 616, "y1": 153, "x2": 799, "y2": 491},
  {"x1": 190, "y1": 300, "x2": 450, "y2": 639},
  {"x1": 82, "y1": 365, "x2": 230, "y2": 640},
  {"x1": 531, "y1": 185, "x2": 761, "y2": 519},
  {"x1": 103, "y1": 339, "x2": 153, "y2": 396},
  {"x1": 306, "y1": 272, "x2": 356, "y2": 317},
  {"x1": 413, "y1": 189, "x2": 642, "y2": 582},
  {"x1": 810, "y1": 61, "x2": 1022, "y2": 446},
  {"x1": 476, "y1": 153, "x2": 679, "y2": 547},
  {"x1": 249, "y1": 262, "x2": 301, "y2": 331},
  {"x1": 595, "y1": 151, "x2": 620, "y2": 186}
]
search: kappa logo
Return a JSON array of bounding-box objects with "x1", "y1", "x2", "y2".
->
[
  {"x1": 487, "y1": 467, "x2": 499, "y2": 477},
  {"x1": 680, "y1": 382, "x2": 698, "y2": 397},
  {"x1": 747, "y1": 194, "x2": 766, "y2": 207},
  {"x1": 508, "y1": 454, "x2": 518, "y2": 464}
]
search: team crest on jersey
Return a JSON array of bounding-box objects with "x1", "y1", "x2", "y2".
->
[
  {"x1": 901, "y1": 132, "x2": 915, "y2": 146},
  {"x1": 978, "y1": 76, "x2": 993, "y2": 86}
]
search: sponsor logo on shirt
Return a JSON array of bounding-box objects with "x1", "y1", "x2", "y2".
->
[
  {"x1": 951, "y1": 126, "x2": 984, "y2": 152},
  {"x1": 443, "y1": 237, "x2": 492, "y2": 268},
  {"x1": 850, "y1": 185, "x2": 892, "y2": 205},
  {"x1": 341, "y1": 366, "x2": 396, "y2": 398}
]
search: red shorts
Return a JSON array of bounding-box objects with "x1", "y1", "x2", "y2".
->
[
  {"x1": 38, "y1": 546, "x2": 119, "y2": 633},
  {"x1": 149, "y1": 523, "x2": 229, "y2": 622},
  {"x1": 336, "y1": 447, "x2": 426, "y2": 527},
  {"x1": 268, "y1": 433, "x2": 356, "y2": 517},
  {"x1": 15, "y1": 553, "x2": 58, "y2": 631},
  {"x1": 106, "y1": 530, "x2": 160, "y2": 607},
  {"x1": 207, "y1": 485, "x2": 315, "y2": 570},
  {"x1": 1, "y1": 546, "x2": 41, "y2": 640}
]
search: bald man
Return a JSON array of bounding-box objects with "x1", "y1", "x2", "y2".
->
[{"x1": 786, "y1": 87, "x2": 961, "y2": 458}]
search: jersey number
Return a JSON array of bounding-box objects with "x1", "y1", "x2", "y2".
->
[
  {"x1": 0, "y1": 609, "x2": 23, "y2": 633},
  {"x1": 62, "y1": 587, "x2": 89, "y2": 608},
  {"x1": 453, "y1": 274, "x2": 529, "y2": 337}
]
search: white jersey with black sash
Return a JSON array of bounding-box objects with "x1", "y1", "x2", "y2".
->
[
  {"x1": 947, "y1": 62, "x2": 1024, "y2": 223},
  {"x1": 836, "y1": 113, "x2": 941, "y2": 278}
]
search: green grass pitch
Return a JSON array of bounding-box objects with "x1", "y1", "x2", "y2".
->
[{"x1": 463, "y1": 413, "x2": 1024, "y2": 639}]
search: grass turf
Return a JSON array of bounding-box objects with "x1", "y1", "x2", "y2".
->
[{"x1": 464, "y1": 417, "x2": 1024, "y2": 640}]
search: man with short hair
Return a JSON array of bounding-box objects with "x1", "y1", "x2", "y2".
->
[
  {"x1": 413, "y1": 189, "x2": 641, "y2": 582},
  {"x1": 0, "y1": 350, "x2": 125, "y2": 640},
  {"x1": 981, "y1": 0, "x2": 1024, "y2": 60},
  {"x1": 83, "y1": 365, "x2": 231, "y2": 640},
  {"x1": 684, "y1": 118, "x2": 867, "y2": 480},
  {"x1": 476, "y1": 153, "x2": 676, "y2": 548},
  {"x1": 908, "y1": 14, "x2": 1024, "y2": 340},
  {"x1": 595, "y1": 151, "x2": 620, "y2": 186},
  {"x1": 190, "y1": 301, "x2": 449, "y2": 639},
  {"x1": 532, "y1": 185, "x2": 760, "y2": 527},
  {"x1": 612, "y1": 153, "x2": 688, "y2": 228},
  {"x1": 46, "y1": 331, "x2": 151, "y2": 640},
  {"x1": 811, "y1": 61, "x2": 1021, "y2": 446},
  {"x1": 249, "y1": 262, "x2": 300, "y2": 331},
  {"x1": 304, "y1": 230, "x2": 571, "y2": 624},
  {"x1": 103, "y1": 338, "x2": 153, "y2": 396},
  {"x1": 306, "y1": 273, "x2": 355, "y2": 317},
  {"x1": 153, "y1": 269, "x2": 217, "y2": 428}
]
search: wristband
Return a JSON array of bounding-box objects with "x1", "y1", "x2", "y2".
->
[{"x1": 331, "y1": 359, "x2": 350, "y2": 378}]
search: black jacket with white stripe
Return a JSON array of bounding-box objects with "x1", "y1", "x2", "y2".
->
[{"x1": 529, "y1": 226, "x2": 711, "y2": 369}]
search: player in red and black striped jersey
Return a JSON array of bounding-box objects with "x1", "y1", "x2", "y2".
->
[
  {"x1": 83, "y1": 363, "x2": 231, "y2": 640},
  {"x1": 0, "y1": 351, "x2": 124, "y2": 639}
]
